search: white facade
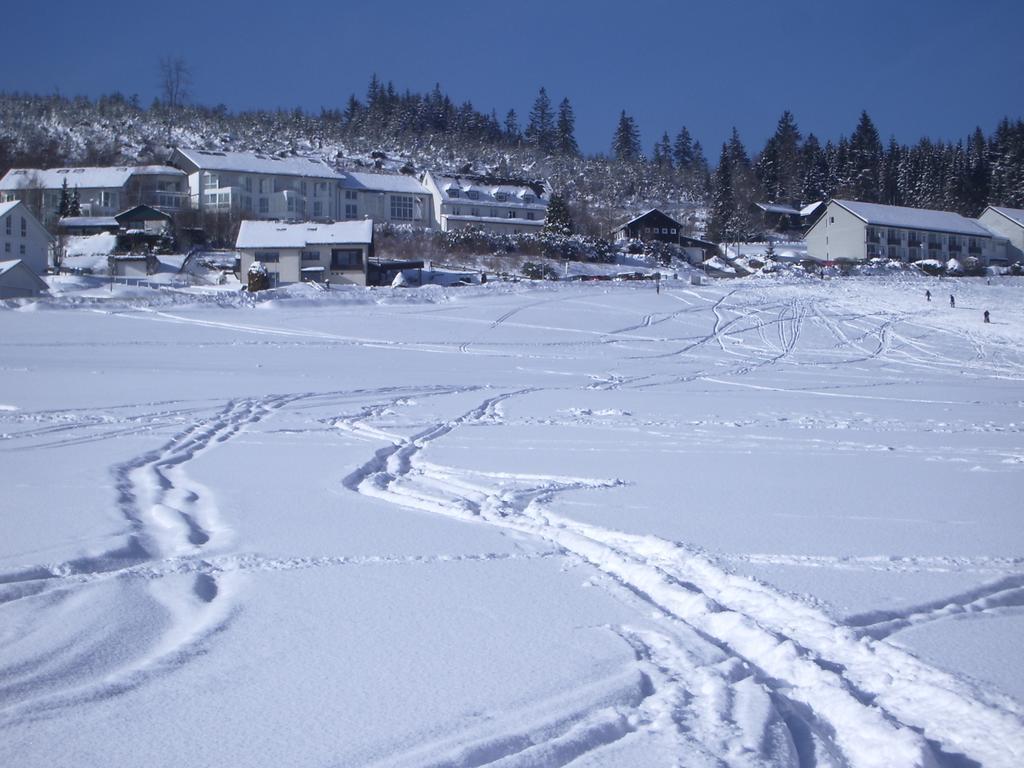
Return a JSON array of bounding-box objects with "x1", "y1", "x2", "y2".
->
[
  {"x1": 421, "y1": 171, "x2": 547, "y2": 234},
  {"x1": 0, "y1": 259, "x2": 49, "y2": 298},
  {"x1": 236, "y1": 220, "x2": 374, "y2": 286},
  {"x1": 171, "y1": 149, "x2": 346, "y2": 220},
  {"x1": 977, "y1": 207, "x2": 1024, "y2": 263},
  {"x1": 0, "y1": 200, "x2": 52, "y2": 274},
  {"x1": 806, "y1": 200, "x2": 1004, "y2": 266},
  {"x1": 340, "y1": 172, "x2": 433, "y2": 227},
  {"x1": 0, "y1": 166, "x2": 188, "y2": 227}
]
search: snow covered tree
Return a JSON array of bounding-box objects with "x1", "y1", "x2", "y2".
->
[
  {"x1": 525, "y1": 87, "x2": 556, "y2": 151},
  {"x1": 673, "y1": 126, "x2": 695, "y2": 170},
  {"x1": 756, "y1": 110, "x2": 801, "y2": 203},
  {"x1": 708, "y1": 143, "x2": 738, "y2": 242},
  {"x1": 544, "y1": 193, "x2": 574, "y2": 235},
  {"x1": 57, "y1": 178, "x2": 72, "y2": 218},
  {"x1": 69, "y1": 187, "x2": 81, "y2": 217},
  {"x1": 849, "y1": 110, "x2": 883, "y2": 201},
  {"x1": 555, "y1": 98, "x2": 579, "y2": 156},
  {"x1": 799, "y1": 134, "x2": 829, "y2": 203},
  {"x1": 652, "y1": 132, "x2": 673, "y2": 170},
  {"x1": 612, "y1": 111, "x2": 642, "y2": 162},
  {"x1": 504, "y1": 109, "x2": 520, "y2": 142}
]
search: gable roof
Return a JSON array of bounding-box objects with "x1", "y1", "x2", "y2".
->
[
  {"x1": 236, "y1": 220, "x2": 373, "y2": 249},
  {"x1": 0, "y1": 199, "x2": 54, "y2": 240},
  {"x1": 613, "y1": 208, "x2": 685, "y2": 232},
  {"x1": 0, "y1": 165, "x2": 183, "y2": 191},
  {"x1": 0, "y1": 200, "x2": 20, "y2": 217},
  {"x1": 0, "y1": 260, "x2": 49, "y2": 290},
  {"x1": 756, "y1": 202, "x2": 801, "y2": 216},
  {"x1": 341, "y1": 171, "x2": 428, "y2": 195},
  {"x1": 983, "y1": 206, "x2": 1024, "y2": 228},
  {"x1": 173, "y1": 148, "x2": 343, "y2": 179},
  {"x1": 832, "y1": 199, "x2": 993, "y2": 238},
  {"x1": 116, "y1": 205, "x2": 172, "y2": 221}
]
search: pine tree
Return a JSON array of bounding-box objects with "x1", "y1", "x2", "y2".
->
[
  {"x1": 58, "y1": 177, "x2": 72, "y2": 218},
  {"x1": 504, "y1": 109, "x2": 520, "y2": 142},
  {"x1": 799, "y1": 134, "x2": 828, "y2": 203},
  {"x1": 555, "y1": 98, "x2": 579, "y2": 156},
  {"x1": 880, "y1": 137, "x2": 902, "y2": 206},
  {"x1": 709, "y1": 142, "x2": 737, "y2": 242},
  {"x1": 525, "y1": 87, "x2": 555, "y2": 151},
  {"x1": 69, "y1": 186, "x2": 81, "y2": 217},
  {"x1": 673, "y1": 126, "x2": 694, "y2": 170},
  {"x1": 756, "y1": 110, "x2": 801, "y2": 202},
  {"x1": 544, "y1": 192, "x2": 574, "y2": 235},
  {"x1": 849, "y1": 110, "x2": 883, "y2": 201},
  {"x1": 611, "y1": 110, "x2": 642, "y2": 162}
]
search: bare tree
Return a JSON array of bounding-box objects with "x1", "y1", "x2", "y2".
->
[{"x1": 158, "y1": 56, "x2": 192, "y2": 143}]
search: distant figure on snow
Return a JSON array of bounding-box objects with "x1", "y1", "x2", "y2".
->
[
  {"x1": 984, "y1": 310, "x2": 990, "y2": 323},
  {"x1": 925, "y1": 290, "x2": 931, "y2": 302},
  {"x1": 950, "y1": 294, "x2": 955, "y2": 308}
]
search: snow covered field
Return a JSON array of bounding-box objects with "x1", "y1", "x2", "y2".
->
[{"x1": 2, "y1": 275, "x2": 1023, "y2": 767}]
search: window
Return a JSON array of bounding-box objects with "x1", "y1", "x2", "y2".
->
[
  {"x1": 523, "y1": 194, "x2": 536, "y2": 204},
  {"x1": 100, "y1": 191, "x2": 118, "y2": 209},
  {"x1": 390, "y1": 195, "x2": 414, "y2": 220},
  {"x1": 331, "y1": 249, "x2": 362, "y2": 270},
  {"x1": 204, "y1": 173, "x2": 219, "y2": 189},
  {"x1": 448, "y1": 188, "x2": 460, "y2": 199},
  {"x1": 19, "y1": 244, "x2": 25, "y2": 255},
  {"x1": 671, "y1": 228, "x2": 677, "y2": 234},
  {"x1": 345, "y1": 204, "x2": 357, "y2": 219},
  {"x1": 470, "y1": 208, "x2": 480, "y2": 217},
  {"x1": 244, "y1": 177, "x2": 252, "y2": 192},
  {"x1": 345, "y1": 190, "x2": 358, "y2": 200},
  {"x1": 494, "y1": 192, "x2": 508, "y2": 202},
  {"x1": 829, "y1": 216, "x2": 834, "y2": 224},
  {"x1": 507, "y1": 211, "x2": 515, "y2": 219},
  {"x1": 259, "y1": 198, "x2": 269, "y2": 214},
  {"x1": 243, "y1": 197, "x2": 253, "y2": 212},
  {"x1": 300, "y1": 181, "x2": 307, "y2": 195},
  {"x1": 259, "y1": 179, "x2": 268, "y2": 194},
  {"x1": 491, "y1": 209, "x2": 500, "y2": 217},
  {"x1": 287, "y1": 196, "x2": 295, "y2": 213},
  {"x1": 526, "y1": 212, "x2": 535, "y2": 220},
  {"x1": 4, "y1": 242, "x2": 9, "y2": 253},
  {"x1": 21, "y1": 216, "x2": 27, "y2": 236},
  {"x1": 254, "y1": 251, "x2": 279, "y2": 263},
  {"x1": 466, "y1": 190, "x2": 479, "y2": 200},
  {"x1": 301, "y1": 250, "x2": 320, "y2": 261},
  {"x1": 453, "y1": 207, "x2": 461, "y2": 216},
  {"x1": 313, "y1": 200, "x2": 323, "y2": 217}
]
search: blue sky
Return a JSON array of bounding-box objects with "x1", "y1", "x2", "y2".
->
[{"x1": 5, "y1": 0, "x2": 1022, "y2": 157}]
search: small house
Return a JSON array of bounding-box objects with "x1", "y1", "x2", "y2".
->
[
  {"x1": 977, "y1": 206, "x2": 1024, "y2": 264},
  {"x1": 0, "y1": 200, "x2": 52, "y2": 274},
  {"x1": 0, "y1": 259, "x2": 49, "y2": 298},
  {"x1": 612, "y1": 209, "x2": 686, "y2": 245},
  {"x1": 235, "y1": 219, "x2": 374, "y2": 287}
]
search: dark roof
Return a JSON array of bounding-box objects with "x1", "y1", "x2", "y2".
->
[
  {"x1": 613, "y1": 208, "x2": 685, "y2": 232},
  {"x1": 116, "y1": 205, "x2": 172, "y2": 222},
  {"x1": 442, "y1": 173, "x2": 546, "y2": 199}
]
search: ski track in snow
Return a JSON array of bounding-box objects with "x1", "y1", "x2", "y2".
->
[
  {"x1": 338, "y1": 385, "x2": 1024, "y2": 768},
  {"x1": 4, "y1": 284, "x2": 1024, "y2": 765}
]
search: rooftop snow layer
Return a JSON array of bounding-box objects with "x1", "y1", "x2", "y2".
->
[
  {"x1": 0, "y1": 200, "x2": 20, "y2": 217},
  {"x1": 834, "y1": 200, "x2": 994, "y2": 237},
  {"x1": 0, "y1": 165, "x2": 184, "y2": 190},
  {"x1": 341, "y1": 171, "x2": 428, "y2": 195},
  {"x1": 985, "y1": 206, "x2": 1024, "y2": 228},
  {"x1": 236, "y1": 220, "x2": 373, "y2": 249},
  {"x1": 175, "y1": 149, "x2": 343, "y2": 179}
]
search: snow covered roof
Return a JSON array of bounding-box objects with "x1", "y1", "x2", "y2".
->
[
  {"x1": 984, "y1": 206, "x2": 1024, "y2": 228},
  {"x1": 174, "y1": 148, "x2": 343, "y2": 179},
  {"x1": 800, "y1": 201, "x2": 823, "y2": 217},
  {"x1": 756, "y1": 202, "x2": 801, "y2": 216},
  {"x1": 0, "y1": 200, "x2": 20, "y2": 217},
  {"x1": 0, "y1": 259, "x2": 48, "y2": 289},
  {"x1": 341, "y1": 171, "x2": 428, "y2": 195},
  {"x1": 59, "y1": 216, "x2": 119, "y2": 228},
  {"x1": 0, "y1": 165, "x2": 183, "y2": 191},
  {"x1": 430, "y1": 172, "x2": 546, "y2": 203},
  {"x1": 833, "y1": 200, "x2": 994, "y2": 237},
  {"x1": 444, "y1": 214, "x2": 544, "y2": 226},
  {"x1": 235, "y1": 220, "x2": 373, "y2": 249}
]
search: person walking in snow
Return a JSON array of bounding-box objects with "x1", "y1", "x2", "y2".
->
[
  {"x1": 950, "y1": 294, "x2": 955, "y2": 308},
  {"x1": 925, "y1": 290, "x2": 931, "y2": 302},
  {"x1": 984, "y1": 310, "x2": 990, "y2": 323}
]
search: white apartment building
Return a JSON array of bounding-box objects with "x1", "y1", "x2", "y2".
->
[
  {"x1": 0, "y1": 166, "x2": 188, "y2": 228},
  {"x1": 170, "y1": 148, "x2": 346, "y2": 220},
  {"x1": 0, "y1": 200, "x2": 53, "y2": 274},
  {"x1": 421, "y1": 171, "x2": 548, "y2": 234},
  {"x1": 806, "y1": 199, "x2": 1008, "y2": 266},
  {"x1": 977, "y1": 206, "x2": 1024, "y2": 263}
]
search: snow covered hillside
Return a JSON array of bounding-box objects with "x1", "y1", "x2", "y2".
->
[{"x1": 1, "y1": 275, "x2": 1023, "y2": 767}]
